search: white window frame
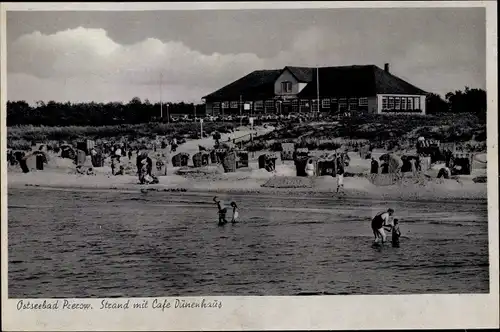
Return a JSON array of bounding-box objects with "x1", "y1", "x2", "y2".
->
[
  {"x1": 348, "y1": 98, "x2": 358, "y2": 111},
  {"x1": 382, "y1": 97, "x2": 388, "y2": 109},
  {"x1": 388, "y1": 97, "x2": 394, "y2": 109},
  {"x1": 254, "y1": 101, "x2": 263, "y2": 111},
  {"x1": 359, "y1": 97, "x2": 368, "y2": 106},
  {"x1": 222, "y1": 101, "x2": 229, "y2": 109},
  {"x1": 395, "y1": 97, "x2": 401, "y2": 110},
  {"x1": 338, "y1": 100, "x2": 347, "y2": 111},
  {"x1": 313, "y1": 99, "x2": 321, "y2": 112},
  {"x1": 281, "y1": 81, "x2": 293, "y2": 93},
  {"x1": 300, "y1": 99, "x2": 309, "y2": 107},
  {"x1": 230, "y1": 101, "x2": 238, "y2": 109},
  {"x1": 401, "y1": 97, "x2": 407, "y2": 110},
  {"x1": 407, "y1": 97, "x2": 413, "y2": 110},
  {"x1": 321, "y1": 98, "x2": 330, "y2": 108},
  {"x1": 414, "y1": 97, "x2": 420, "y2": 110},
  {"x1": 265, "y1": 100, "x2": 275, "y2": 112}
]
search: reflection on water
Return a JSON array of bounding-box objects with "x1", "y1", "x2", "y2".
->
[{"x1": 8, "y1": 188, "x2": 489, "y2": 298}]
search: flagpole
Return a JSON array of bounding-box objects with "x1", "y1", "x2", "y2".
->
[
  {"x1": 160, "y1": 73, "x2": 163, "y2": 120},
  {"x1": 316, "y1": 67, "x2": 320, "y2": 119}
]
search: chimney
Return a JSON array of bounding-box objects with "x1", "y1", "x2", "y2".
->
[{"x1": 384, "y1": 63, "x2": 390, "y2": 73}]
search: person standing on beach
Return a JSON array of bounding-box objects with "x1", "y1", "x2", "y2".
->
[
  {"x1": 213, "y1": 196, "x2": 228, "y2": 225},
  {"x1": 371, "y1": 208, "x2": 395, "y2": 244},
  {"x1": 336, "y1": 157, "x2": 345, "y2": 193}
]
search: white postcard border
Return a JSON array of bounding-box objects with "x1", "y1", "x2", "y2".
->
[{"x1": 1, "y1": 1, "x2": 498, "y2": 331}]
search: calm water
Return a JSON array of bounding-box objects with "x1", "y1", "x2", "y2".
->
[{"x1": 8, "y1": 188, "x2": 489, "y2": 297}]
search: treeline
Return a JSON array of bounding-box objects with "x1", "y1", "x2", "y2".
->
[
  {"x1": 7, "y1": 97, "x2": 204, "y2": 126},
  {"x1": 7, "y1": 87, "x2": 486, "y2": 126},
  {"x1": 426, "y1": 87, "x2": 487, "y2": 117}
]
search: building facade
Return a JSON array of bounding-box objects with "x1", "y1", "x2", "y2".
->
[{"x1": 202, "y1": 64, "x2": 427, "y2": 116}]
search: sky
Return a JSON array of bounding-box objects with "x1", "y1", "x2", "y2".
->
[{"x1": 6, "y1": 7, "x2": 486, "y2": 104}]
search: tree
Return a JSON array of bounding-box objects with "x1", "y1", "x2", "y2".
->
[
  {"x1": 426, "y1": 93, "x2": 448, "y2": 114},
  {"x1": 446, "y1": 87, "x2": 486, "y2": 117}
]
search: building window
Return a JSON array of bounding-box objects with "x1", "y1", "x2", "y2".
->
[
  {"x1": 254, "y1": 101, "x2": 263, "y2": 111},
  {"x1": 338, "y1": 98, "x2": 347, "y2": 111},
  {"x1": 382, "y1": 97, "x2": 388, "y2": 109},
  {"x1": 414, "y1": 97, "x2": 420, "y2": 110},
  {"x1": 321, "y1": 99, "x2": 330, "y2": 108},
  {"x1": 359, "y1": 97, "x2": 368, "y2": 106},
  {"x1": 311, "y1": 100, "x2": 320, "y2": 112},
  {"x1": 401, "y1": 97, "x2": 407, "y2": 110},
  {"x1": 300, "y1": 99, "x2": 309, "y2": 109},
  {"x1": 222, "y1": 101, "x2": 229, "y2": 109},
  {"x1": 281, "y1": 81, "x2": 293, "y2": 93},
  {"x1": 212, "y1": 102, "x2": 221, "y2": 115},
  {"x1": 407, "y1": 97, "x2": 413, "y2": 110},
  {"x1": 291, "y1": 99, "x2": 299, "y2": 111},
  {"x1": 388, "y1": 97, "x2": 394, "y2": 109},
  {"x1": 348, "y1": 98, "x2": 358, "y2": 111},
  {"x1": 230, "y1": 101, "x2": 238, "y2": 109},
  {"x1": 265, "y1": 100, "x2": 275, "y2": 112},
  {"x1": 331, "y1": 98, "x2": 338, "y2": 104},
  {"x1": 394, "y1": 97, "x2": 401, "y2": 110}
]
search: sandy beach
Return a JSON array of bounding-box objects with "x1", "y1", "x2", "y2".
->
[{"x1": 8, "y1": 132, "x2": 488, "y2": 203}]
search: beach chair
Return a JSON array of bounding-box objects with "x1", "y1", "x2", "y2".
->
[{"x1": 281, "y1": 143, "x2": 295, "y2": 161}]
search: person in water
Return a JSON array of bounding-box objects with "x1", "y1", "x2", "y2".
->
[
  {"x1": 391, "y1": 219, "x2": 401, "y2": 248},
  {"x1": 336, "y1": 157, "x2": 345, "y2": 193},
  {"x1": 371, "y1": 208, "x2": 395, "y2": 244},
  {"x1": 230, "y1": 202, "x2": 239, "y2": 223},
  {"x1": 213, "y1": 196, "x2": 228, "y2": 225}
]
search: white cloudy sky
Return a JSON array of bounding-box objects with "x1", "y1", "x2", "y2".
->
[{"x1": 6, "y1": 7, "x2": 485, "y2": 104}]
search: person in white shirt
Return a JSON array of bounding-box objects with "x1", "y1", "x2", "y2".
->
[
  {"x1": 230, "y1": 202, "x2": 239, "y2": 224},
  {"x1": 371, "y1": 208, "x2": 395, "y2": 244},
  {"x1": 305, "y1": 159, "x2": 315, "y2": 177}
]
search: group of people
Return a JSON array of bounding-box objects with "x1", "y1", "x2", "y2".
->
[
  {"x1": 213, "y1": 196, "x2": 239, "y2": 226},
  {"x1": 212, "y1": 197, "x2": 402, "y2": 248},
  {"x1": 371, "y1": 208, "x2": 401, "y2": 247}
]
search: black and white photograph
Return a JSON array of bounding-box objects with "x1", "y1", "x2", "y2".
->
[{"x1": 1, "y1": 1, "x2": 498, "y2": 331}]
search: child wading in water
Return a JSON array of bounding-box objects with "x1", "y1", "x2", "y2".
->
[
  {"x1": 213, "y1": 196, "x2": 228, "y2": 226},
  {"x1": 391, "y1": 219, "x2": 401, "y2": 247},
  {"x1": 230, "y1": 202, "x2": 239, "y2": 223}
]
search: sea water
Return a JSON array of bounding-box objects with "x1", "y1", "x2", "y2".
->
[{"x1": 8, "y1": 188, "x2": 489, "y2": 297}]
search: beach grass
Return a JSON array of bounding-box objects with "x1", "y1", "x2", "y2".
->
[
  {"x1": 247, "y1": 113, "x2": 486, "y2": 152},
  {"x1": 7, "y1": 122, "x2": 236, "y2": 150}
]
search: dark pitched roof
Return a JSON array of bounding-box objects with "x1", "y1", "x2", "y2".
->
[
  {"x1": 298, "y1": 65, "x2": 427, "y2": 98},
  {"x1": 372, "y1": 66, "x2": 427, "y2": 95},
  {"x1": 286, "y1": 66, "x2": 314, "y2": 82},
  {"x1": 203, "y1": 65, "x2": 427, "y2": 101},
  {"x1": 203, "y1": 69, "x2": 282, "y2": 101}
]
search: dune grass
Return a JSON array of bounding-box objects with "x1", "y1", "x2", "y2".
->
[
  {"x1": 247, "y1": 113, "x2": 486, "y2": 152},
  {"x1": 7, "y1": 122, "x2": 236, "y2": 150}
]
